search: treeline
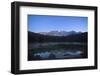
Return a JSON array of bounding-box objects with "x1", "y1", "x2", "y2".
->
[{"x1": 28, "y1": 31, "x2": 88, "y2": 43}]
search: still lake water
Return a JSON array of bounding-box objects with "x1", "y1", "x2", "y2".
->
[
  {"x1": 33, "y1": 50, "x2": 83, "y2": 59},
  {"x1": 28, "y1": 42, "x2": 87, "y2": 60}
]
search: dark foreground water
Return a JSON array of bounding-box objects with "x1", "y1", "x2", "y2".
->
[{"x1": 28, "y1": 42, "x2": 87, "y2": 61}]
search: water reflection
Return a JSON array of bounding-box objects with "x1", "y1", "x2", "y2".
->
[
  {"x1": 33, "y1": 50, "x2": 83, "y2": 59},
  {"x1": 28, "y1": 42, "x2": 87, "y2": 60}
]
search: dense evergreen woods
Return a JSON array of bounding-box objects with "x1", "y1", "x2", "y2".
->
[{"x1": 28, "y1": 31, "x2": 87, "y2": 43}]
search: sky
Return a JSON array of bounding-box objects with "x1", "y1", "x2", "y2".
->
[{"x1": 28, "y1": 15, "x2": 88, "y2": 33}]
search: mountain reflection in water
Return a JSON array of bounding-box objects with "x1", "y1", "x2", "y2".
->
[
  {"x1": 28, "y1": 42, "x2": 87, "y2": 60},
  {"x1": 33, "y1": 50, "x2": 83, "y2": 59}
]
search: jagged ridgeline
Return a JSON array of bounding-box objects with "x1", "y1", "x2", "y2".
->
[{"x1": 28, "y1": 31, "x2": 88, "y2": 43}]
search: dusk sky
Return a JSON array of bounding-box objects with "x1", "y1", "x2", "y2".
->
[{"x1": 28, "y1": 15, "x2": 88, "y2": 33}]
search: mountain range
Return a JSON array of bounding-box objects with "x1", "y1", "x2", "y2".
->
[
  {"x1": 39, "y1": 31, "x2": 82, "y2": 36},
  {"x1": 28, "y1": 31, "x2": 87, "y2": 43}
]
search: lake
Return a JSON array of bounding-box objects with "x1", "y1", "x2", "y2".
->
[{"x1": 28, "y1": 42, "x2": 87, "y2": 61}]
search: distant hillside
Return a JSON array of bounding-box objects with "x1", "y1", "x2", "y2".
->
[
  {"x1": 39, "y1": 31, "x2": 81, "y2": 36},
  {"x1": 28, "y1": 31, "x2": 88, "y2": 43}
]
